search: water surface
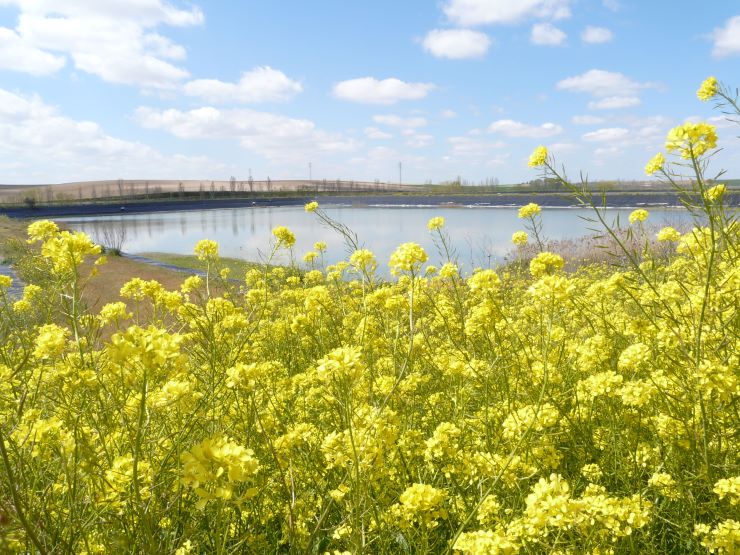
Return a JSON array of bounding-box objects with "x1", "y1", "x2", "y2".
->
[{"x1": 58, "y1": 205, "x2": 692, "y2": 271}]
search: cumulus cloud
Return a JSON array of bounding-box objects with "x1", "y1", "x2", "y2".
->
[
  {"x1": 422, "y1": 29, "x2": 491, "y2": 59},
  {"x1": 588, "y1": 96, "x2": 640, "y2": 110},
  {"x1": 184, "y1": 66, "x2": 302, "y2": 103},
  {"x1": 530, "y1": 23, "x2": 566, "y2": 45},
  {"x1": 443, "y1": 0, "x2": 571, "y2": 26},
  {"x1": 373, "y1": 114, "x2": 427, "y2": 128},
  {"x1": 333, "y1": 77, "x2": 434, "y2": 104},
  {"x1": 488, "y1": 119, "x2": 563, "y2": 138},
  {"x1": 134, "y1": 105, "x2": 357, "y2": 162},
  {"x1": 572, "y1": 115, "x2": 606, "y2": 125},
  {"x1": 448, "y1": 136, "x2": 506, "y2": 157},
  {"x1": 582, "y1": 127, "x2": 629, "y2": 142},
  {"x1": 0, "y1": 0, "x2": 203, "y2": 88},
  {"x1": 0, "y1": 27, "x2": 66, "y2": 75},
  {"x1": 0, "y1": 88, "x2": 215, "y2": 182},
  {"x1": 581, "y1": 26, "x2": 613, "y2": 44},
  {"x1": 711, "y1": 16, "x2": 740, "y2": 58},
  {"x1": 557, "y1": 69, "x2": 652, "y2": 97},
  {"x1": 364, "y1": 127, "x2": 393, "y2": 140},
  {"x1": 405, "y1": 133, "x2": 434, "y2": 148},
  {"x1": 441, "y1": 109, "x2": 457, "y2": 118}
]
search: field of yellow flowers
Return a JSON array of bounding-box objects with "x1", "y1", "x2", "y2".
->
[{"x1": 0, "y1": 79, "x2": 738, "y2": 554}]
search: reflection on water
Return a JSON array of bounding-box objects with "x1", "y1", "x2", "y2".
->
[{"x1": 58, "y1": 205, "x2": 693, "y2": 271}]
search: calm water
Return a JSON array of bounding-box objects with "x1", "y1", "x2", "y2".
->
[{"x1": 58, "y1": 205, "x2": 692, "y2": 270}]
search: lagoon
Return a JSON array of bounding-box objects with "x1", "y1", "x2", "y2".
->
[{"x1": 58, "y1": 205, "x2": 693, "y2": 270}]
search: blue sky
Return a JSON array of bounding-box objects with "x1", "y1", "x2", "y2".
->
[{"x1": 0, "y1": 0, "x2": 739, "y2": 185}]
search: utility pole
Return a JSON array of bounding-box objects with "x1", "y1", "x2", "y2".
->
[
  {"x1": 309, "y1": 162, "x2": 312, "y2": 182},
  {"x1": 399, "y1": 161, "x2": 403, "y2": 186}
]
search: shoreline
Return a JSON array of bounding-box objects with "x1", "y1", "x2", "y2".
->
[{"x1": 2, "y1": 191, "x2": 736, "y2": 218}]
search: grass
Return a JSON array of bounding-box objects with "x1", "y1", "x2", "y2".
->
[
  {"x1": 138, "y1": 251, "x2": 280, "y2": 276},
  {"x1": 1, "y1": 216, "x2": 192, "y2": 308},
  {"x1": 0, "y1": 216, "x2": 27, "y2": 261}
]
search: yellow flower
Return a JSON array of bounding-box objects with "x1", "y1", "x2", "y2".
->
[
  {"x1": 714, "y1": 477, "x2": 740, "y2": 505},
  {"x1": 697, "y1": 76, "x2": 718, "y2": 101},
  {"x1": 467, "y1": 269, "x2": 501, "y2": 292},
  {"x1": 194, "y1": 239, "x2": 219, "y2": 261},
  {"x1": 27, "y1": 220, "x2": 59, "y2": 243},
  {"x1": 705, "y1": 184, "x2": 726, "y2": 202},
  {"x1": 98, "y1": 302, "x2": 132, "y2": 324},
  {"x1": 303, "y1": 251, "x2": 318, "y2": 263},
  {"x1": 628, "y1": 209, "x2": 649, "y2": 224},
  {"x1": 656, "y1": 226, "x2": 681, "y2": 242},
  {"x1": 181, "y1": 435, "x2": 260, "y2": 509},
  {"x1": 518, "y1": 203, "x2": 541, "y2": 219},
  {"x1": 439, "y1": 262, "x2": 458, "y2": 279},
  {"x1": 528, "y1": 145, "x2": 548, "y2": 167},
  {"x1": 181, "y1": 275, "x2": 203, "y2": 293},
  {"x1": 529, "y1": 251, "x2": 564, "y2": 277},
  {"x1": 34, "y1": 323, "x2": 70, "y2": 359},
  {"x1": 389, "y1": 242, "x2": 428, "y2": 276},
  {"x1": 665, "y1": 122, "x2": 717, "y2": 159},
  {"x1": 272, "y1": 226, "x2": 296, "y2": 248},
  {"x1": 512, "y1": 230, "x2": 528, "y2": 246},
  {"x1": 0, "y1": 275, "x2": 11, "y2": 288},
  {"x1": 427, "y1": 216, "x2": 445, "y2": 231},
  {"x1": 314, "y1": 241, "x2": 327, "y2": 252},
  {"x1": 648, "y1": 472, "x2": 679, "y2": 499},
  {"x1": 349, "y1": 249, "x2": 377, "y2": 273},
  {"x1": 644, "y1": 152, "x2": 665, "y2": 176},
  {"x1": 305, "y1": 201, "x2": 319, "y2": 212}
]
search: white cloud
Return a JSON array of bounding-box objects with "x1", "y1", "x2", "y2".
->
[
  {"x1": 364, "y1": 126, "x2": 393, "y2": 140},
  {"x1": 711, "y1": 16, "x2": 740, "y2": 58},
  {"x1": 588, "y1": 96, "x2": 640, "y2": 109},
  {"x1": 582, "y1": 127, "x2": 629, "y2": 142},
  {"x1": 422, "y1": 29, "x2": 491, "y2": 59},
  {"x1": 443, "y1": 0, "x2": 571, "y2": 26},
  {"x1": 0, "y1": 88, "x2": 216, "y2": 182},
  {"x1": 530, "y1": 23, "x2": 566, "y2": 46},
  {"x1": 488, "y1": 119, "x2": 563, "y2": 138},
  {"x1": 406, "y1": 133, "x2": 434, "y2": 148},
  {"x1": 0, "y1": 27, "x2": 66, "y2": 75},
  {"x1": 557, "y1": 69, "x2": 651, "y2": 97},
  {"x1": 0, "y1": 0, "x2": 202, "y2": 88},
  {"x1": 373, "y1": 114, "x2": 427, "y2": 128},
  {"x1": 441, "y1": 109, "x2": 457, "y2": 118},
  {"x1": 134, "y1": 105, "x2": 357, "y2": 162},
  {"x1": 572, "y1": 115, "x2": 606, "y2": 125},
  {"x1": 602, "y1": 0, "x2": 620, "y2": 12},
  {"x1": 448, "y1": 136, "x2": 506, "y2": 157},
  {"x1": 548, "y1": 142, "x2": 578, "y2": 153},
  {"x1": 184, "y1": 66, "x2": 302, "y2": 103},
  {"x1": 581, "y1": 26, "x2": 613, "y2": 44},
  {"x1": 333, "y1": 77, "x2": 434, "y2": 105}
]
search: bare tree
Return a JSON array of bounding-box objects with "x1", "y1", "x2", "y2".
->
[
  {"x1": 229, "y1": 176, "x2": 236, "y2": 194},
  {"x1": 117, "y1": 178, "x2": 124, "y2": 198},
  {"x1": 93, "y1": 222, "x2": 128, "y2": 256}
]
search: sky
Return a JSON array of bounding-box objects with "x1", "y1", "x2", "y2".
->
[{"x1": 0, "y1": 0, "x2": 739, "y2": 185}]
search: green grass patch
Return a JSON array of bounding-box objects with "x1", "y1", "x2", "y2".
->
[{"x1": 138, "y1": 251, "x2": 279, "y2": 277}]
